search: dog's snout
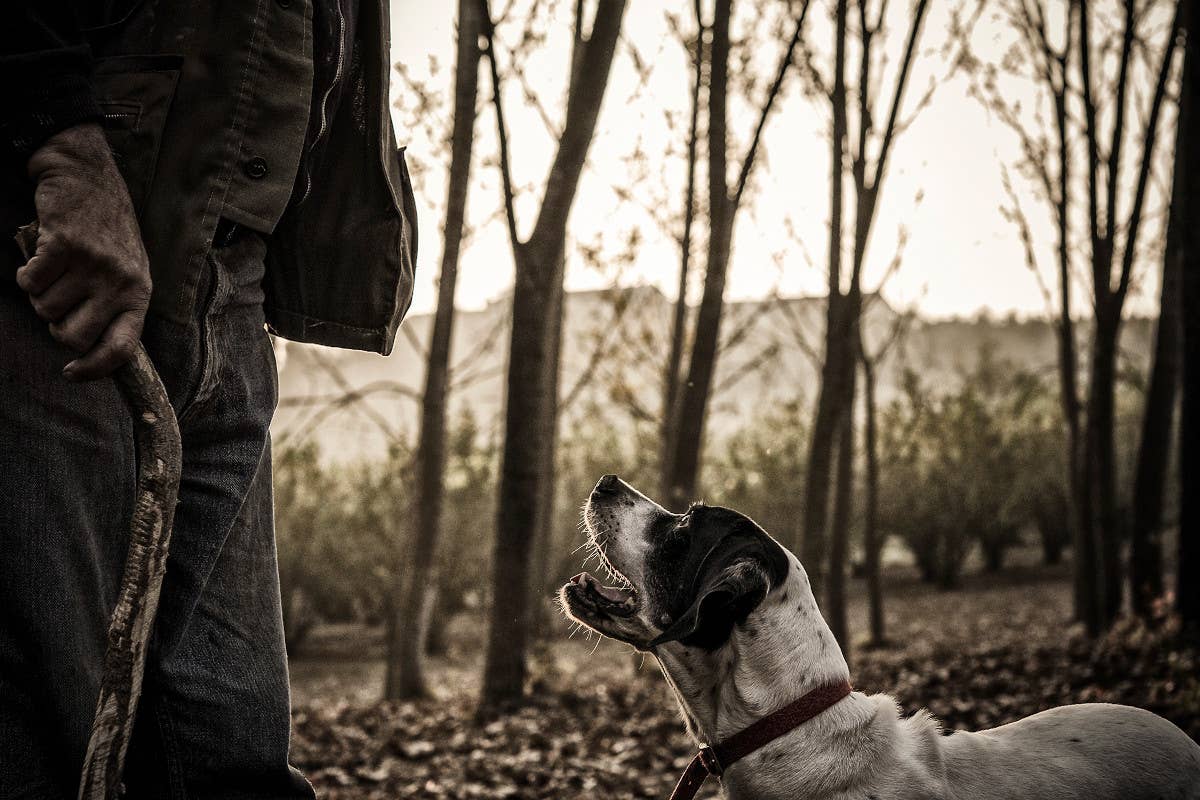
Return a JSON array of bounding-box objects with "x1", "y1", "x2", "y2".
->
[{"x1": 593, "y1": 474, "x2": 620, "y2": 497}]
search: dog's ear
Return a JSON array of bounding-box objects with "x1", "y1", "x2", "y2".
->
[{"x1": 649, "y1": 557, "x2": 772, "y2": 650}]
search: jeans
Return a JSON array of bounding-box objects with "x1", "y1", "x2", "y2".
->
[{"x1": 0, "y1": 226, "x2": 313, "y2": 799}]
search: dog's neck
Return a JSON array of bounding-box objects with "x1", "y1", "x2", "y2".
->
[
  {"x1": 654, "y1": 555, "x2": 893, "y2": 799},
  {"x1": 655, "y1": 555, "x2": 851, "y2": 741}
]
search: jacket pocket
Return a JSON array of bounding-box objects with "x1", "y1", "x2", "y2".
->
[{"x1": 92, "y1": 55, "x2": 183, "y2": 219}]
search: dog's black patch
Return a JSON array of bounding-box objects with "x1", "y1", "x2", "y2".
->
[{"x1": 645, "y1": 505, "x2": 790, "y2": 651}]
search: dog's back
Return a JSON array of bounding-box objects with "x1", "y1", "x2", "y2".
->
[{"x1": 937, "y1": 703, "x2": 1200, "y2": 800}]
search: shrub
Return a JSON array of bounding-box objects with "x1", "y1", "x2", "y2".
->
[{"x1": 878, "y1": 351, "x2": 1065, "y2": 587}]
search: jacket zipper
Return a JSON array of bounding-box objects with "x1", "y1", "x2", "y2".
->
[{"x1": 300, "y1": 1, "x2": 347, "y2": 202}]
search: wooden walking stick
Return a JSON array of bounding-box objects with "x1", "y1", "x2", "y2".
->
[{"x1": 16, "y1": 225, "x2": 183, "y2": 800}]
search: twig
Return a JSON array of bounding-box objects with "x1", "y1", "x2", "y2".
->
[
  {"x1": 730, "y1": 0, "x2": 812, "y2": 214},
  {"x1": 480, "y1": 0, "x2": 522, "y2": 255}
]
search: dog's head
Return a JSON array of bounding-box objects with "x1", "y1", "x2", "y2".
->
[{"x1": 560, "y1": 475, "x2": 790, "y2": 652}]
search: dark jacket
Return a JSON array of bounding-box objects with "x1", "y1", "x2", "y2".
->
[{"x1": 1, "y1": 0, "x2": 416, "y2": 355}]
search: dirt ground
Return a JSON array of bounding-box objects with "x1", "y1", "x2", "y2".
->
[{"x1": 288, "y1": 556, "x2": 1200, "y2": 798}]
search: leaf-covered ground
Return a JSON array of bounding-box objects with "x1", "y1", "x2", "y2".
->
[{"x1": 289, "y1": 562, "x2": 1200, "y2": 799}]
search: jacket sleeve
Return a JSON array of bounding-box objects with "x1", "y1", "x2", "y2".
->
[{"x1": 0, "y1": 2, "x2": 101, "y2": 161}]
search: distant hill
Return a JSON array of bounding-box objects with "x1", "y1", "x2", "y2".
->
[{"x1": 271, "y1": 287, "x2": 1154, "y2": 462}]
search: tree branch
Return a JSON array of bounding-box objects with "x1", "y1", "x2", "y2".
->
[
  {"x1": 527, "y1": 0, "x2": 629, "y2": 248},
  {"x1": 1078, "y1": 0, "x2": 1106, "y2": 300},
  {"x1": 1115, "y1": 1, "x2": 1182, "y2": 304},
  {"x1": 278, "y1": 380, "x2": 424, "y2": 408},
  {"x1": 1104, "y1": 0, "x2": 1138, "y2": 251},
  {"x1": 730, "y1": 0, "x2": 812, "y2": 214},
  {"x1": 479, "y1": 0, "x2": 522, "y2": 254},
  {"x1": 870, "y1": 0, "x2": 931, "y2": 191}
]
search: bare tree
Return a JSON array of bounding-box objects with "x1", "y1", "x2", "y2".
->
[
  {"x1": 1177, "y1": 0, "x2": 1199, "y2": 632},
  {"x1": 801, "y1": 0, "x2": 931, "y2": 608},
  {"x1": 859, "y1": 310, "x2": 911, "y2": 647},
  {"x1": 384, "y1": 0, "x2": 483, "y2": 701},
  {"x1": 825, "y1": 389, "x2": 855, "y2": 650},
  {"x1": 662, "y1": 0, "x2": 810, "y2": 510},
  {"x1": 1130, "y1": 89, "x2": 1186, "y2": 618},
  {"x1": 860, "y1": 339, "x2": 883, "y2": 647},
  {"x1": 1076, "y1": 0, "x2": 1181, "y2": 632},
  {"x1": 983, "y1": 0, "x2": 1086, "y2": 623},
  {"x1": 527, "y1": 5, "x2": 593, "y2": 643},
  {"x1": 479, "y1": 0, "x2": 629, "y2": 710},
  {"x1": 660, "y1": 0, "x2": 706, "y2": 498}
]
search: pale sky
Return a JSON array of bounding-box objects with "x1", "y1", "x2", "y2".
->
[{"x1": 389, "y1": 0, "x2": 1174, "y2": 321}]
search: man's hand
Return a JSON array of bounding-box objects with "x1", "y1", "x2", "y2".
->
[{"x1": 18, "y1": 123, "x2": 152, "y2": 381}]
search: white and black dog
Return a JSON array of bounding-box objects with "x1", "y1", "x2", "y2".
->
[{"x1": 560, "y1": 475, "x2": 1200, "y2": 800}]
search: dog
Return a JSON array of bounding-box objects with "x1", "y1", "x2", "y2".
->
[{"x1": 559, "y1": 475, "x2": 1200, "y2": 800}]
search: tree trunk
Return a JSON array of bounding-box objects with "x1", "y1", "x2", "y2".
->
[
  {"x1": 1035, "y1": 486, "x2": 1069, "y2": 567},
  {"x1": 1178, "y1": 0, "x2": 1200, "y2": 632},
  {"x1": 1063, "y1": 304, "x2": 1089, "y2": 625},
  {"x1": 801, "y1": 0, "x2": 849, "y2": 590},
  {"x1": 661, "y1": 0, "x2": 805, "y2": 509},
  {"x1": 861, "y1": 347, "x2": 885, "y2": 646},
  {"x1": 916, "y1": 552, "x2": 937, "y2": 585},
  {"x1": 1043, "y1": 537, "x2": 1065, "y2": 566},
  {"x1": 825, "y1": 351, "x2": 856, "y2": 655},
  {"x1": 480, "y1": 0, "x2": 628, "y2": 710},
  {"x1": 528, "y1": 253, "x2": 564, "y2": 637},
  {"x1": 1130, "y1": 117, "x2": 1184, "y2": 618},
  {"x1": 424, "y1": 585, "x2": 449, "y2": 656},
  {"x1": 1082, "y1": 314, "x2": 1122, "y2": 634},
  {"x1": 1048, "y1": 54, "x2": 1086, "y2": 625},
  {"x1": 482, "y1": 244, "x2": 554, "y2": 708},
  {"x1": 662, "y1": 0, "x2": 733, "y2": 511},
  {"x1": 1075, "y1": 0, "x2": 1180, "y2": 635},
  {"x1": 660, "y1": 8, "x2": 704, "y2": 499},
  {"x1": 982, "y1": 541, "x2": 1006, "y2": 573},
  {"x1": 385, "y1": 0, "x2": 481, "y2": 701},
  {"x1": 802, "y1": 312, "x2": 846, "y2": 584}
]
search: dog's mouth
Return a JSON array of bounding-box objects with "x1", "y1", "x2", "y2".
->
[{"x1": 562, "y1": 572, "x2": 638, "y2": 619}]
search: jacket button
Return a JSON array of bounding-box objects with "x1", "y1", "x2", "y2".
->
[{"x1": 243, "y1": 156, "x2": 269, "y2": 180}]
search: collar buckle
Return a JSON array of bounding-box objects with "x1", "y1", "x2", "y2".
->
[{"x1": 697, "y1": 745, "x2": 723, "y2": 777}]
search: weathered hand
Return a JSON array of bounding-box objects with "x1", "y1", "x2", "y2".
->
[{"x1": 18, "y1": 123, "x2": 152, "y2": 381}]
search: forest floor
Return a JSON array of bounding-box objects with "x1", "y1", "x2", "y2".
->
[{"x1": 288, "y1": 554, "x2": 1200, "y2": 799}]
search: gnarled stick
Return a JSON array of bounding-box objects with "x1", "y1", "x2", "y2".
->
[
  {"x1": 14, "y1": 224, "x2": 182, "y2": 800},
  {"x1": 77, "y1": 348, "x2": 181, "y2": 799}
]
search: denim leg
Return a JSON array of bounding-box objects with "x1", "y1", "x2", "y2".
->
[
  {"x1": 0, "y1": 230, "x2": 311, "y2": 799},
  {"x1": 131, "y1": 231, "x2": 312, "y2": 799},
  {"x1": 127, "y1": 440, "x2": 308, "y2": 800},
  {"x1": 0, "y1": 274, "x2": 135, "y2": 799}
]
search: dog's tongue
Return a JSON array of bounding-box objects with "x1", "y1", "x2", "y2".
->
[
  {"x1": 595, "y1": 582, "x2": 630, "y2": 602},
  {"x1": 573, "y1": 572, "x2": 631, "y2": 602}
]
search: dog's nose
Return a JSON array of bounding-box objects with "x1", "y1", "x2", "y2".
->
[{"x1": 594, "y1": 474, "x2": 620, "y2": 495}]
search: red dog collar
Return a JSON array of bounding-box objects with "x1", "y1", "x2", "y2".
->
[{"x1": 667, "y1": 679, "x2": 853, "y2": 800}]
